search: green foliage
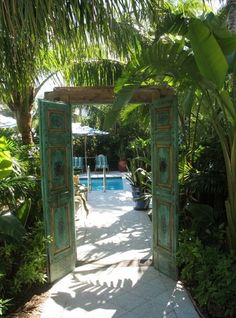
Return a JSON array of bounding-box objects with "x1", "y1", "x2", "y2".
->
[
  {"x1": 106, "y1": 7, "x2": 236, "y2": 253},
  {"x1": 179, "y1": 136, "x2": 227, "y2": 214},
  {"x1": 188, "y1": 18, "x2": 228, "y2": 88},
  {"x1": 0, "y1": 137, "x2": 12, "y2": 179},
  {"x1": 0, "y1": 136, "x2": 45, "y2": 315},
  {"x1": 0, "y1": 219, "x2": 48, "y2": 316},
  {"x1": 0, "y1": 137, "x2": 41, "y2": 246},
  {"x1": 104, "y1": 84, "x2": 139, "y2": 128},
  {"x1": 0, "y1": 273, "x2": 11, "y2": 316},
  {"x1": 177, "y1": 230, "x2": 204, "y2": 282},
  {"x1": 73, "y1": 104, "x2": 150, "y2": 169},
  {"x1": 0, "y1": 176, "x2": 35, "y2": 212},
  {"x1": 14, "y1": 199, "x2": 31, "y2": 228},
  {"x1": 127, "y1": 137, "x2": 151, "y2": 164},
  {"x1": 180, "y1": 202, "x2": 226, "y2": 246},
  {"x1": 179, "y1": 137, "x2": 228, "y2": 252},
  {"x1": 10, "y1": 219, "x2": 48, "y2": 294},
  {"x1": 0, "y1": 213, "x2": 26, "y2": 244},
  {"x1": 0, "y1": 136, "x2": 41, "y2": 216},
  {"x1": 0, "y1": 0, "x2": 151, "y2": 143},
  {"x1": 126, "y1": 157, "x2": 152, "y2": 201},
  {"x1": 0, "y1": 297, "x2": 11, "y2": 316},
  {"x1": 65, "y1": 59, "x2": 124, "y2": 87},
  {"x1": 177, "y1": 230, "x2": 236, "y2": 318},
  {"x1": 0, "y1": 198, "x2": 32, "y2": 243}
]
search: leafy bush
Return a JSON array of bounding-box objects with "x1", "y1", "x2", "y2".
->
[
  {"x1": 0, "y1": 136, "x2": 42, "y2": 234},
  {"x1": 177, "y1": 230, "x2": 236, "y2": 318},
  {"x1": 178, "y1": 139, "x2": 235, "y2": 317},
  {"x1": 179, "y1": 202, "x2": 227, "y2": 247},
  {"x1": 0, "y1": 273, "x2": 11, "y2": 316},
  {"x1": 0, "y1": 219, "x2": 48, "y2": 316},
  {"x1": 179, "y1": 138, "x2": 227, "y2": 229},
  {"x1": 0, "y1": 137, "x2": 40, "y2": 216},
  {"x1": 0, "y1": 136, "x2": 46, "y2": 316},
  {"x1": 11, "y1": 219, "x2": 48, "y2": 294}
]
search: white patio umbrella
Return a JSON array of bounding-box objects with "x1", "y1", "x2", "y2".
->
[
  {"x1": 72, "y1": 123, "x2": 109, "y2": 170},
  {"x1": 0, "y1": 114, "x2": 17, "y2": 128}
]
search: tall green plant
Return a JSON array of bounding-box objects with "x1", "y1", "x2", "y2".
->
[
  {"x1": 0, "y1": 136, "x2": 45, "y2": 315},
  {"x1": 105, "y1": 9, "x2": 236, "y2": 252},
  {"x1": 187, "y1": 13, "x2": 236, "y2": 252},
  {"x1": 0, "y1": 137, "x2": 36, "y2": 242}
]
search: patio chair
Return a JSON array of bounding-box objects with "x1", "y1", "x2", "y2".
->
[
  {"x1": 73, "y1": 156, "x2": 84, "y2": 173},
  {"x1": 95, "y1": 154, "x2": 109, "y2": 171}
]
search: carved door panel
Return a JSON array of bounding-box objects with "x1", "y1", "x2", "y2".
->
[
  {"x1": 39, "y1": 99, "x2": 76, "y2": 283},
  {"x1": 150, "y1": 96, "x2": 178, "y2": 279}
]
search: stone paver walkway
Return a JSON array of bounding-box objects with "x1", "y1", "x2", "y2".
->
[{"x1": 40, "y1": 173, "x2": 199, "y2": 318}]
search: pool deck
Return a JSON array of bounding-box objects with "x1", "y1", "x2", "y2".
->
[{"x1": 40, "y1": 171, "x2": 199, "y2": 318}]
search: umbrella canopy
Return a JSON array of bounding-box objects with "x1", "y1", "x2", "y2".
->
[
  {"x1": 0, "y1": 114, "x2": 17, "y2": 128},
  {"x1": 72, "y1": 123, "x2": 108, "y2": 136},
  {"x1": 72, "y1": 123, "x2": 109, "y2": 169}
]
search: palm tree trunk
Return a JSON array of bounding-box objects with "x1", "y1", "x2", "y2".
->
[
  {"x1": 15, "y1": 108, "x2": 33, "y2": 145},
  {"x1": 10, "y1": 86, "x2": 34, "y2": 145},
  {"x1": 227, "y1": 0, "x2": 236, "y2": 33}
]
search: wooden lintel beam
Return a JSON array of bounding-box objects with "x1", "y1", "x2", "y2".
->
[{"x1": 44, "y1": 86, "x2": 174, "y2": 104}]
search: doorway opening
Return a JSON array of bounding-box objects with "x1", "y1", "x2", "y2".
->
[{"x1": 40, "y1": 86, "x2": 178, "y2": 282}]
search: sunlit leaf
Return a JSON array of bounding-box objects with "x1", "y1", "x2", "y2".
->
[{"x1": 188, "y1": 19, "x2": 228, "y2": 89}]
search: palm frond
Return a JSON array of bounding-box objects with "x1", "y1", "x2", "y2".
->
[
  {"x1": 0, "y1": 176, "x2": 36, "y2": 211},
  {"x1": 64, "y1": 59, "x2": 125, "y2": 87}
]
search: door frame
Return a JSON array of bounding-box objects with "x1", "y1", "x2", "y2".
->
[{"x1": 42, "y1": 86, "x2": 178, "y2": 279}]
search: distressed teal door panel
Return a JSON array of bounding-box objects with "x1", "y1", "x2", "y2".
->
[
  {"x1": 150, "y1": 96, "x2": 178, "y2": 279},
  {"x1": 39, "y1": 99, "x2": 76, "y2": 283}
]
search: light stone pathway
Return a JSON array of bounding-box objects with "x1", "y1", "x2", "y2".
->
[{"x1": 40, "y1": 172, "x2": 199, "y2": 318}]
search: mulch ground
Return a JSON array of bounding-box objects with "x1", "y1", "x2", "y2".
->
[{"x1": 6, "y1": 284, "x2": 51, "y2": 318}]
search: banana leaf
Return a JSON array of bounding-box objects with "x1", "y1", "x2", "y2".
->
[
  {"x1": 188, "y1": 19, "x2": 228, "y2": 89},
  {"x1": 0, "y1": 213, "x2": 26, "y2": 243},
  {"x1": 14, "y1": 199, "x2": 31, "y2": 227}
]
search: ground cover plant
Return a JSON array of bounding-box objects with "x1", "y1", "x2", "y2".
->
[{"x1": 177, "y1": 230, "x2": 236, "y2": 318}]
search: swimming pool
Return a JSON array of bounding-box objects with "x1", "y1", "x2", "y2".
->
[{"x1": 80, "y1": 176, "x2": 124, "y2": 191}]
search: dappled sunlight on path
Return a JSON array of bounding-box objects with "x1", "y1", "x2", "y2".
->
[{"x1": 40, "y1": 175, "x2": 199, "y2": 318}]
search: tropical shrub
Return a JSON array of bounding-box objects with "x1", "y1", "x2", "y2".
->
[
  {"x1": 9, "y1": 219, "x2": 48, "y2": 295},
  {"x1": 0, "y1": 219, "x2": 48, "y2": 316},
  {"x1": 179, "y1": 136, "x2": 228, "y2": 241},
  {"x1": 106, "y1": 6, "x2": 236, "y2": 253},
  {"x1": 177, "y1": 134, "x2": 234, "y2": 317},
  {"x1": 177, "y1": 230, "x2": 236, "y2": 318},
  {"x1": 0, "y1": 135, "x2": 46, "y2": 316},
  {"x1": 0, "y1": 273, "x2": 11, "y2": 316}
]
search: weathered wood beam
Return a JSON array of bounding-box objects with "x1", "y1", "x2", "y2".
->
[{"x1": 44, "y1": 86, "x2": 174, "y2": 104}]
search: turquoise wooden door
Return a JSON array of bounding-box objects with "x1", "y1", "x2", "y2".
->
[
  {"x1": 39, "y1": 99, "x2": 76, "y2": 283},
  {"x1": 150, "y1": 96, "x2": 178, "y2": 279}
]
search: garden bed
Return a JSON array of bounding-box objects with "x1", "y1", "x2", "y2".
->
[{"x1": 7, "y1": 284, "x2": 50, "y2": 318}]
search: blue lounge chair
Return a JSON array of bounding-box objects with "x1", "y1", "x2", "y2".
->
[
  {"x1": 73, "y1": 156, "x2": 84, "y2": 173},
  {"x1": 95, "y1": 154, "x2": 109, "y2": 171}
]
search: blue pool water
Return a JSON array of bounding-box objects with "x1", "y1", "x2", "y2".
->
[{"x1": 80, "y1": 177, "x2": 123, "y2": 191}]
